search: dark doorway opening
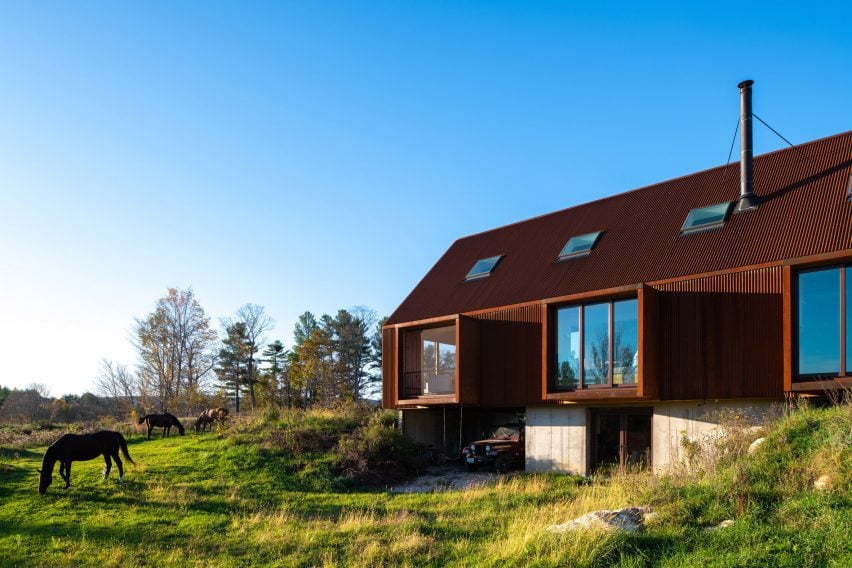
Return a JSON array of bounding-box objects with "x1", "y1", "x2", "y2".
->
[{"x1": 591, "y1": 408, "x2": 652, "y2": 472}]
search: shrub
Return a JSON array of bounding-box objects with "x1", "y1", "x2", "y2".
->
[{"x1": 333, "y1": 412, "x2": 423, "y2": 487}]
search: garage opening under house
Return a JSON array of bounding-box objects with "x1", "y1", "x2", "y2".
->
[{"x1": 382, "y1": 81, "x2": 852, "y2": 474}]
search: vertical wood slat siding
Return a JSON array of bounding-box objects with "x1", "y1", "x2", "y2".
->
[
  {"x1": 471, "y1": 304, "x2": 542, "y2": 407},
  {"x1": 653, "y1": 266, "x2": 783, "y2": 400},
  {"x1": 381, "y1": 328, "x2": 397, "y2": 408},
  {"x1": 458, "y1": 316, "x2": 481, "y2": 405}
]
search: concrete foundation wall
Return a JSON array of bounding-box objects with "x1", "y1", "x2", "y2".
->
[
  {"x1": 651, "y1": 399, "x2": 776, "y2": 471},
  {"x1": 525, "y1": 406, "x2": 588, "y2": 475},
  {"x1": 524, "y1": 400, "x2": 777, "y2": 475}
]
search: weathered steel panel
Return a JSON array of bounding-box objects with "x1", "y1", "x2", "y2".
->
[
  {"x1": 381, "y1": 328, "x2": 396, "y2": 408},
  {"x1": 472, "y1": 304, "x2": 543, "y2": 407},
  {"x1": 654, "y1": 266, "x2": 784, "y2": 400}
]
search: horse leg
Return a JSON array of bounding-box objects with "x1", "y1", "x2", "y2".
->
[
  {"x1": 147, "y1": 423, "x2": 152, "y2": 440},
  {"x1": 113, "y1": 452, "x2": 125, "y2": 482},
  {"x1": 103, "y1": 455, "x2": 112, "y2": 480},
  {"x1": 63, "y1": 462, "x2": 72, "y2": 489},
  {"x1": 59, "y1": 462, "x2": 68, "y2": 487}
]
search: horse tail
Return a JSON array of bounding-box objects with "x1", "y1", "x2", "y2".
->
[{"x1": 117, "y1": 433, "x2": 135, "y2": 465}]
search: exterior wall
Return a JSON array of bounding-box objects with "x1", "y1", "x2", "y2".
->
[
  {"x1": 525, "y1": 406, "x2": 588, "y2": 475},
  {"x1": 653, "y1": 266, "x2": 784, "y2": 400},
  {"x1": 471, "y1": 304, "x2": 542, "y2": 407},
  {"x1": 525, "y1": 399, "x2": 776, "y2": 475},
  {"x1": 651, "y1": 399, "x2": 776, "y2": 470}
]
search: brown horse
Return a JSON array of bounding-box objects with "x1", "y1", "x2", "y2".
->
[
  {"x1": 39, "y1": 431, "x2": 134, "y2": 494},
  {"x1": 194, "y1": 407, "x2": 229, "y2": 432},
  {"x1": 137, "y1": 412, "x2": 185, "y2": 439}
]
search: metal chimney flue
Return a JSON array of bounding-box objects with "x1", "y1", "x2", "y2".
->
[{"x1": 736, "y1": 79, "x2": 758, "y2": 212}]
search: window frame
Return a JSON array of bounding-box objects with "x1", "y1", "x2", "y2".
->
[
  {"x1": 793, "y1": 264, "x2": 849, "y2": 381},
  {"x1": 679, "y1": 201, "x2": 734, "y2": 235},
  {"x1": 465, "y1": 255, "x2": 504, "y2": 281},
  {"x1": 557, "y1": 230, "x2": 604, "y2": 261},
  {"x1": 400, "y1": 323, "x2": 459, "y2": 398},
  {"x1": 551, "y1": 296, "x2": 639, "y2": 391}
]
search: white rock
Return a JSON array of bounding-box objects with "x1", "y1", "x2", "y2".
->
[
  {"x1": 747, "y1": 437, "x2": 766, "y2": 454},
  {"x1": 547, "y1": 506, "x2": 652, "y2": 534},
  {"x1": 813, "y1": 475, "x2": 832, "y2": 491},
  {"x1": 706, "y1": 519, "x2": 735, "y2": 531}
]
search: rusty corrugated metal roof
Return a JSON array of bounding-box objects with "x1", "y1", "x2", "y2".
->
[{"x1": 386, "y1": 131, "x2": 852, "y2": 325}]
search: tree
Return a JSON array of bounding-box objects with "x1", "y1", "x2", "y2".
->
[
  {"x1": 223, "y1": 304, "x2": 274, "y2": 411},
  {"x1": 293, "y1": 312, "x2": 319, "y2": 349},
  {"x1": 369, "y1": 316, "x2": 388, "y2": 399},
  {"x1": 330, "y1": 307, "x2": 377, "y2": 401},
  {"x1": 134, "y1": 288, "x2": 217, "y2": 413},
  {"x1": 216, "y1": 322, "x2": 250, "y2": 413},
  {"x1": 93, "y1": 359, "x2": 138, "y2": 415},
  {"x1": 261, "y1": 340, "x2": 289, "y2": 407},
  {"x1": 290, "y1": 326, "x2": 335, "y2": 408},
  {"x1": 0, "y1": 385, "x2": 51, "y2": 424}
]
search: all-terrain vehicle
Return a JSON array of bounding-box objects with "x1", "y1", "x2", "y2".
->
[{"x1": 461, "y1": 423, "x2": 524, "y2": 473}]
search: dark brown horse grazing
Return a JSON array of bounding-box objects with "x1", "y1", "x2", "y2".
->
[
  {"x1": 138, "y1": 413, "x2": 185, "y2": 439},
  {"x1": 194, "y1": 407, "x2": 229, "y2": 433},
  {"x1": 38, "y1": 431, "x2": 134, "y2": 494}
]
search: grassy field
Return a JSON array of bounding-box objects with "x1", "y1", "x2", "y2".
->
[{"x1": 0, "y1": 403, "x2": 849, "y2": 567}]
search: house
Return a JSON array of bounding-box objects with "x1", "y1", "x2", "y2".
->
[{"x1": 381, "y1": 81, "x2": 852, "y2": 474}]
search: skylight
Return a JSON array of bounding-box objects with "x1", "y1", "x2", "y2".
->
[
  {"x1": 558, "y1": 231, "x2": 603, "y2": 260},
  {"x1": 680, "y1": 201, "x2": 733, "y2": 234},
  {"x1": 465, "y1": 255, "x2": 503, "y2": 280}
]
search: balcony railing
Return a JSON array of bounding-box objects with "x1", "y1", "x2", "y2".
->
[{"x1": 402, "y1": 370, "x2": 456, "y2": 398}]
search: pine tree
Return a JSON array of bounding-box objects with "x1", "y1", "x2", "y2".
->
[{"x1": 216, "y1": 322, "x2": 249, "y2": 413}]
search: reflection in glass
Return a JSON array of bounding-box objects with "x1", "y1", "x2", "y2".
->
[
  {"x1": 681, "y1": 201, "x2": 732, "y2": 233},
  {"x1": 558, "y1": 231, "x2": 602, "y2": 259},
  {"x1": 613, "y1": 299, "x2": 639, "y2": 384},
  {"x1": 465, "y1": 255, "x2": 502, "y2": 280},
  {"x1": 404, "y1": 325, "x2": 456, "y2": 396},
  {"x1": 555, "y1": 306, "x2": 580, "y2": 389},
  {"x1": 847, "y1": 268, "x2": 851, "y2": 369},
  {"x1": 584, "y1": 303, "x2": 609, "y2": 385},
  {"x1": 798, "y1": 268, "x2": 840, "y2": 375}
]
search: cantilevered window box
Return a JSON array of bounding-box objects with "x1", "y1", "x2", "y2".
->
[
  {"x1": 543, "y1": 284, "x2": 659, "y2": 402},
  {"x1": 388, "y1": 316, "x2": 481, "y2": 407}
]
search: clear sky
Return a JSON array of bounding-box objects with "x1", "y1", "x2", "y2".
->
[{"x1": 1, "y1": 1, "x2": 850, "y2": 396}]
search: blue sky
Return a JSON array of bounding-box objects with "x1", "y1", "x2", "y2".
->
[{"x1": 1, "y1": 1, "x2": 850, "y2": 396}]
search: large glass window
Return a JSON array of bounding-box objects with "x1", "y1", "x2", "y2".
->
[
  {"x1": 797, "y1": 267, "x2": 842, "y2": 376},
  {"x1": 847, "y1": 267, "x2": 851, "y2": 366},
  {"x1": 403, "y1": 325, "x2": 456, "y2": 396},
  {"x1": 584, "y1": 303, "x2": 610, "y2": 385},
  {"x1": 553, "y1": 298, "x2": 638, "y2": 390},
  {"x1": 555, "y1": 306, "x2": 580, "y2": 389},
  {"x1": 613, "y1": 299, "x2": 639, "y2": 385}
]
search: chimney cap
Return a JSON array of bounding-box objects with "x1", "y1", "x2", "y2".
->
[{"x1": 738, "y1": 79, "x2": 754, "y2": 89}]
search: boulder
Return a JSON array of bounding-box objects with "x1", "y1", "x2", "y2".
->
[
  {"x1": 747, "y1": 437, "x2": 766, "y2": 454},
  {"x1": 547, "y1": 506, "x2": 652, "y2": 534}
]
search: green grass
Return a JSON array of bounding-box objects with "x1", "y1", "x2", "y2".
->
[{"x1": 0, "y1": 404, "x2": 849, "y2": 567}]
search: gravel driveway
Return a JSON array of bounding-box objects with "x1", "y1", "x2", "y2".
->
[{"x1": 389, "y1": 464, "x2": 519, "y2": 493}]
